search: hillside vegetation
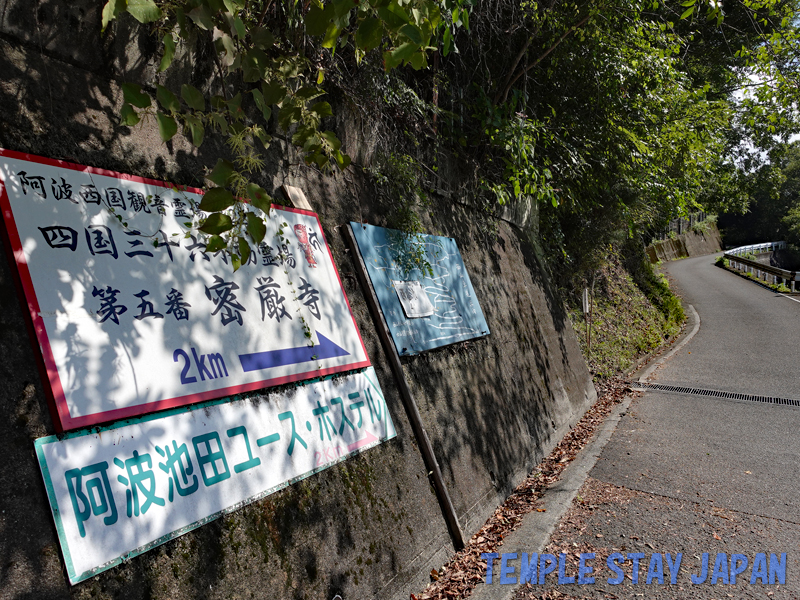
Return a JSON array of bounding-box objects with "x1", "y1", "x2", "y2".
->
[
  {"x1": 569, "y1": 251, "x2": 684, "y2": 379},
  {"x1": 101, "y1": 0, "x2": 800, "y2": 291}
]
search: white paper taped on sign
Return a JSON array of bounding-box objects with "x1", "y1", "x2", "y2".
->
[{"x1": 392, "y1": 280, "x2": 435, "y2": 318}]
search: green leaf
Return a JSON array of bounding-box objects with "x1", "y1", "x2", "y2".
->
[
  {"x1": 262, "y1": 80, "x2": 287, "y2": 105},
  {"x1": 278, "y1": 103, "x2": 302, "y2": 129},
  {"x1": 333, "y1": 0, "x2": 356, "y2": 20},
  {"x1": 680, "y1": 6, "x2": 694, "y2": 19},
  {"x1": 181, "y1": 84, "x2": 205, "y2": 111},
  {"x1": 211, "y1": 95, "x2": 227, "y2": 110},
  {"x1": 208, "y1": 159, "x2": 236, "y2": 186},
  {"x1": 246, "y1": 212, "x2": 267, "y2": 244},
  {"x1": 409, "y1": 50, "x2": 427, "y2": 70},
  {"x1": 227, "y1": 93, "x2": 243, "y2": 119},
  {"x1": 102, "y1": 0, "x2": 127, "y2": 32},
  {"x1": 356, "y1": 17, "x2": 383, "y2": 51},
  {"x1": 199, "y1": 213, "x2": 234, "y2": 235},
  {"x1": 218, "y1": 33, "x2": 237, "y2": 67},
  {"x1": 295, "y1": 86, "x2": 326, "y2": 101},
  {"x1": 126, "y1": 0, "x2": 161, "y2": 23},
  {"x1": 176, "y1": 7, "x2": 187, "y2": 37},
  {"x1": 428, "y1": 5, "x2": 441, "y2": 30},
  {"x1": 334, "y1": 150, "x2": 351, "y2": 170},
  {"x1": 122, "y1": 82, "x2": 151, "y2": 109},
  {"x1": 209, "y1": 113, "x2": 229, "y2": 134},
  {"x1": 442, "y1": 27, "x2": 452, "y2": 56},
  {"x1": 377, "y1": 5, "x2": 409, "y2": 30},
  {"x1": 251, "y1": 27, "x2": 274, "y2": 49},
  {"x1": 313, "y1": 153, "x2": 329, "y2": 169},
  {"x1": 461, "y1": 7, "x2": 469, "y2": 31},
  {"x1": 321, "y1": 130, "x2": 342, "y2": 151},
  {"x1": 239, "y1": 237, "x2": 251, "y2": 265},
  {"x1": 231, "y1": 252, "x2": 242, "y2": 272},
  {"x1": 187, "y1": 5, "x2": 214, "y2": 30},
  {"x1": 384, "y1": 42, "x2": 417, "y2": 70},
  {"x1": 247, "y1": 183, "x2": 272, "y2": 214},
  {"x1": 199, "y1": 187, "x2": 235, "y2": 211},
  {"x1": 322, "y1": 22, "x2": 341, "y2": 48},
  {"x1": 310, "y1": 101, "x2": 333, "y2": 118},
  {"x1": 399, "y1": 23, "x2": 423, "y2": 45},
  {"x1": 243, "y1": 49, "x2": 269, "y2": 82},
  {"x1": 292, "y1": 127, "x2": 316, "y2": 147},
  {"x1": 185, "y1": 115, "x2": 205, "y2": 147},
  {"x1": 156, "y1": 112, "x2": 178, "y2": 141},
  {"x1": 207, "y1": 0, "x2": 225, "y2": 13},
  {"x1": 306, "y1": 3, "x2": 334, "y2": 36},
  {"x1": 156, "y1": 84, "x2": 181, "y2": 113},
  {"x1": 120, "y1": 103, "x2": 140, "y2": 126},
  {"x1": 252, "y1": 89, "x2": 272, "y2": 121},
  {"x1": 159, "y1": 32, "x2": 175, "y2": 72},
  {"x1": 254, "y1": 127, "x2": 272, "y2": 149},
  {"x1": 205, "y1": 235, "x2": 227, "y2": 252},
  {"x1": 233, "y1": 16, "x2": 246, "y2": 39},
  {"x1": 223, "y1": 0, "x2": 245, "y2": 12}
]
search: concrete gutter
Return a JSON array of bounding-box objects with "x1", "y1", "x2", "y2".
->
[
  {"x1": 468, "y1": 299, "x2": 703, "y2": 599},
  {"x1": 468, "y1": 395, "x2": 633, "y2": 600},
  {"x1": 633, "y1": 304, "x2": 700, "y2": 383}
]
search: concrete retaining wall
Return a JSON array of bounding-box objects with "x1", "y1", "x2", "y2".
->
[
  {"x1": 0, "y1": 5, "x2": 596, "y2": 599},
  {"x1": 646, "y1": 223, "x2": 722, "y2": 263}
]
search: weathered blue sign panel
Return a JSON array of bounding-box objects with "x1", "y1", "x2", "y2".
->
[{"x1": 350, "y1": 223, "x2": 489, "y2": 355}]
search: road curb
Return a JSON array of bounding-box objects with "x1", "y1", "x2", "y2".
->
[
  {"x1": 632, "y1": 303, "x2": 700, "y2": 383},
  {"x1": 468, "y1": 395, "x2": 634, "y2": 600}
]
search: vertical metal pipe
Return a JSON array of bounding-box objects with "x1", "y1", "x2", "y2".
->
[{"x1": 342, "y1": 224, "x2": 466, "y2": 550}]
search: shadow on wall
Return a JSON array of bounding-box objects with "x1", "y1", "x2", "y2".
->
[
  {"x1": 0, "y1": 12, "x2": 444, "y2": 598},
  {"x1": 0, "y1": 1, "x2": 290, "y2": 192},
  {"x1": 0, "y1": 5, "x2": 596, "y2": 599},
  {"x1": 387, "y1": 193, "x2": 594, "y2": 533}
]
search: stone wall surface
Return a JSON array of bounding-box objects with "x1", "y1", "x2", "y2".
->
[
  {"x1": 0, "y1": 6, "x2": 596, "y2": 599},
  {"x1": 646, "y1": 223, "x2": 723, "y2": 263}
]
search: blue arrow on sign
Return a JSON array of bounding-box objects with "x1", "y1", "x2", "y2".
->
[{"x1": 238, "y1": 332, "x2": 350, "y2": 373}]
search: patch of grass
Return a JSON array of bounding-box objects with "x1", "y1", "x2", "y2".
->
[
  {"x1": 721, "y1": 259, "x2": 795, "y2": 293},
  {"x1": 690, "y1": 214, "x2": 717, "y2": 235},
  {"x1": 571, "y1": 253, "x2": 683, "y2": 379}
]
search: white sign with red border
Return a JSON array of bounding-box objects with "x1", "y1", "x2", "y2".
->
[{"x1": 0, "y1": 149, "x2": 370, "y2": 430}]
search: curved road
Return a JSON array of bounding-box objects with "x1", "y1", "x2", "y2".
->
[
  {"x1": 537, "y1": 253, "x2": 800, "y2": 598},
  {"x1": 652, "y1": 253, "x2": 800, "y2": 398}
]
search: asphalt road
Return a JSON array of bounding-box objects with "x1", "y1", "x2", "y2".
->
[
  {"x1": 518, "y1": 254, "x2": 800, "y2": 599},
  {"x1": 650, "y1": 254, "x2": 800, "y2": 398}
]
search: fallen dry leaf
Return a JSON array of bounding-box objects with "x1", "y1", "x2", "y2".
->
[{"x1": 411, "y1": 376, "x2": 635, "y2": 600}]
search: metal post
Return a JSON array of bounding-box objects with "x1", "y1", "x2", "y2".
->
[{"x1": 342, "y1": 224, "x2": 466, "y2": 551}]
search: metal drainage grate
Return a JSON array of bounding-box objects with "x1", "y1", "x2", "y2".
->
[{"x1": 632, "y1": 382, "x2": 800, "y2": 408}]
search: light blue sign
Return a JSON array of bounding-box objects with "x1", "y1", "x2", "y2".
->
[{"x1": 350, "y1": 223, "x2": 489, "y2": 355}]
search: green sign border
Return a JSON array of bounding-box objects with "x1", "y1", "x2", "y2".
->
[{"x1": 34, "y1": 367, "x2": 395, "y2": 584}]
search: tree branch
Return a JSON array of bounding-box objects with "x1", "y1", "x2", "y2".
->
[
  {"x1": 255, "y1": 0, "x2": 274, "y2": 29},
  {"x1": 496, "y1": 13, "x2": 592, "y2": 106}
]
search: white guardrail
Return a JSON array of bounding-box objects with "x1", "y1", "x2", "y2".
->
[
  {"x1": 723, "y1": 241, "x2": 799, "y2": 291},
  {"x1": 726, "y1": 241, "x2": 787, "y2": 257}
]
